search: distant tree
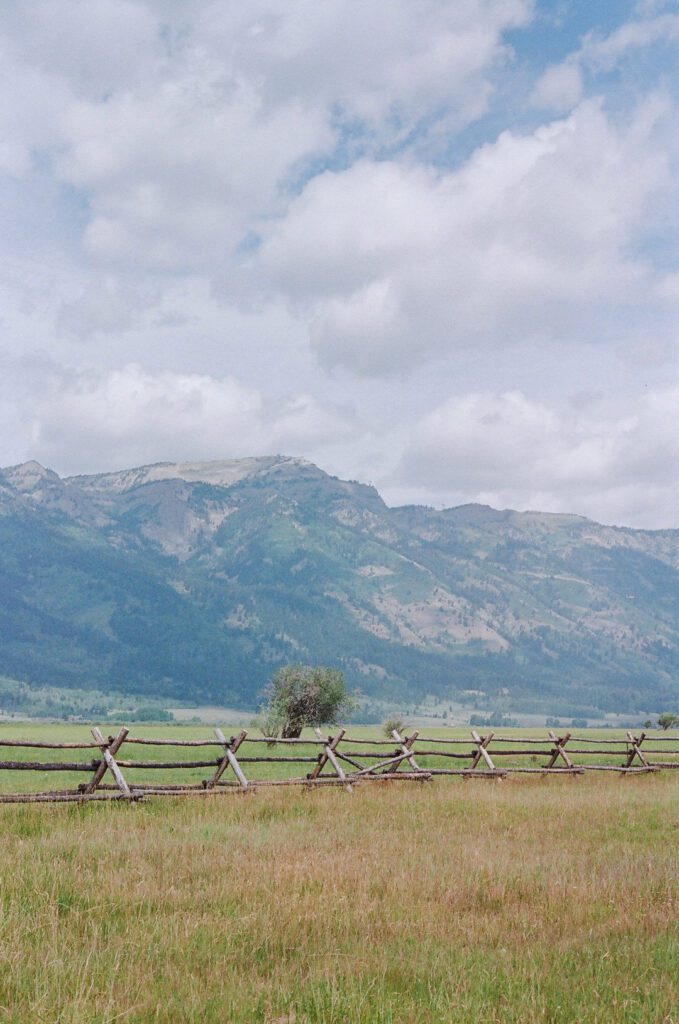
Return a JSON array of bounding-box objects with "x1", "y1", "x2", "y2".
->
[
  {"x1": 126, "y1": 706, "x2": 174, "y2": 723},
  {"x1": 657, "y1": 712, "x2": 679, "y2": 731},
  {"x1": 383, "y1": 717, "x2": 407, "y2": 738},
  {"x1": 261, "y1": 664, "x2": 356, "y2": 738}
]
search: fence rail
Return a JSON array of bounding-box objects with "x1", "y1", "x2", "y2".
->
[{"x1": 0, "y1": 727, "x2": 677, "y2": 804}]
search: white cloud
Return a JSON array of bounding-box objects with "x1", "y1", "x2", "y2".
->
[
  {"x1": 182, "y1": 0, "x2": 532, "y2": 140},
  {"x1": 0, "y1": 0, "x2": 160, "y2": 97},
  {"x1": 249, "y1": 97, "x2": 673, "y2": 374},
  {"x1": 0, "y1": 1, "x2": 679, "y2": 530},
  {"x1": 530, "y1": 11, "x2": 679, "y2": 116},
  {"x1": 27, "y1": 364, "x2": 264, "y2": 472},
  {"x1": 531, "y1": 61, "x2": 583, "y2": 112},
  {"x1": 396, "y1": 387, "x2": 679, "y2": 527},
  {"x1": 63, "y1": 72, "x2": 331, "y2": 270},
  {"x1": 0, "y1": 361, "x2": 359, "y2": 477},
  {"x1": 56, "y1": 276, "x2": 159, "y2": 339},
  {"x1": 582, "y1": 12, "x2": 679, "y2": 71},
  {"x1": 0, "y1": 0, "x2": 532, "y2": 272}
]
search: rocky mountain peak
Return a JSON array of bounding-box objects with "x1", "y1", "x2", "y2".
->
[
  {"x1": 1, "y1": 460, "x2": 62, "y2": 494},
  {"x1": 65, "y1": 455, "x2": 315, "y2": 494}
]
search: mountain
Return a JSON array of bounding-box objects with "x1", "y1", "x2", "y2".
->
[{"x1": 1, "y1": 455, "x2": 679, "y2": 718}]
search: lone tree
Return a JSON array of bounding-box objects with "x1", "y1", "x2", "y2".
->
[
  {"x1": 261, "y1": 664, "x2": 356, "y2": 738},
  {"x1": 657, "y1": 712, "x2": 679, "y2": 731}
]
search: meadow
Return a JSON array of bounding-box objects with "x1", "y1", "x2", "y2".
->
[
  {"x1": 0, "y1": 722, "x2": 677, "y2": 794},
  {"x1": 0, "y1": 723, "x2": 677, "y2": 1022}
]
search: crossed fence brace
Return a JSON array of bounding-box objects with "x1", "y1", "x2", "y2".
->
[
  {"x1": 76, "y1": 727, "x2": 136, "y2": 799},
  {"x1": 78, "y1": 726, "x2": 253, "y2": 799},
  {"x1": 620, "y1": 731, "x2": 657, "y2": 773},
  {"x1": 7, "y1": 725, "x2": 672, "y2": 804},
  {"x1": 78, "y1": 726, "x2": 439, "y2": 798}
]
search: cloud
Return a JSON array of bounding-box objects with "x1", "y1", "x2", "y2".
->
[
  {"x1": 56, "y1": 276, "x2": 159, "y2": 339},
  {"x1": 1, "y1": 1, "x2": 679, "y2": 531},
  {"x1": 531, "y1": 61, "x2": 583, "y2": 112},
  {"x1": 248, "y1": 97, "x2": 673, "y2": 375},
  {"x1": 26, "y1": 364, "x2": 264, "y2": 472},
  {"x1": 0, "y1": 360, "x2": 359, "y2": 476},
  {"x1": 530, "y1": 11, "x2": 679, "y2": 115},
  {"x1": 582, "y1": 12, "x2": 679, "y2": 71},
  {"x1": 63, "y1": 73, "x2": 331, "y2": 271},
  {"x1": 176, "y1": 0, "x2": 532, "y2": 142},
  {"x1": 0, "y1": 0, "x2": 533, "y2": 273},
  {"x1": 395, "y1": 387, "x2": 679, "y2": 528}
]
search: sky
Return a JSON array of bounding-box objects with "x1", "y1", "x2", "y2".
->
[{"x1": 1, "y1": 0, "x2": 679, "y2": 528}]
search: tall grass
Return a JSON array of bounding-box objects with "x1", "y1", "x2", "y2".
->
[{"x1": 0, "y1": 774, "x2": 677, "y2": 1022}]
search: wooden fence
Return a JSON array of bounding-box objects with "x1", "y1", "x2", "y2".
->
[{"x1": 0, "y1": 727, "x2": 678, "y2": 804}]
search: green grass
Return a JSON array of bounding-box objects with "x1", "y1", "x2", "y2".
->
[
  {"x1": 0, "y1": 722, "x2": 677, "y2": 794},
  {"x1": 0, "y1": 772, "x2": 677, "y2": 1022}
]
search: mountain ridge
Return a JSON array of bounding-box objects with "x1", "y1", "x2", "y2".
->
[
  {"x1": 0, "y1": 457, "x2": 652, "y2": 531},
  {"x1": 1, "y1": 456, "x2": 679, "y2": 717}
]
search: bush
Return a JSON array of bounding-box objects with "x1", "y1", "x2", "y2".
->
[{"x1": 383, "y1": 717, "x2": 407, "y2": 738}]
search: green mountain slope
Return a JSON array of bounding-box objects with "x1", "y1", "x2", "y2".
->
[{"x1": 1, "y1": 456, "x2": 679, "y2": 716}]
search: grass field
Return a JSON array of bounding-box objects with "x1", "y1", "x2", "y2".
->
[
  {"x1": 0, "y1": 724, "x2": 677, "y2": 1022},
  {"x1": 1, "y1": 722, "x2": 678, "y2": 794}
]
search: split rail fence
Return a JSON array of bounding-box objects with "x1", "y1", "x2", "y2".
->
[{"x1": 0, "y1": 727, "x2": 678, "y2": 804}]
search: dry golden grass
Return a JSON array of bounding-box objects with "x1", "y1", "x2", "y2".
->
[{"x1": 0, "y1": 774, "x2": 677, "y2": 1023}]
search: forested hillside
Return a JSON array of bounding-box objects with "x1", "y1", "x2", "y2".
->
[{"x1": 2, "y1": 457, "x2": 679, "y2": 718}]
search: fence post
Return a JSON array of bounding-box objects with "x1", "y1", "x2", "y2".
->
[
  {"x1": 308, "y1": 728, "x2": 346, "y2": 781},
  {"x1": 382, "y1": 729, "x2": 421, "y2": 774},
  {"x1": 84, "y1": 727, "x2": 131, "y2": 797},
  {"x1": 621, "y1": 731, "x2": 649, "y2": 773},
  {"x1": 3, "y1": 724, "x2": 676, "y2": 804},
  {"x1": 544, "y1": 731, "x2": 576, "y2": 772},
  {"x1": 209, "y1": 729, "x2": 248, "y2": 788},
  {"x1": 313, "y1": 728, "x2": 352, "y2": 790},
  {"x1": 469, "y1": 730, "x2": 496, "y2": 772}
]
